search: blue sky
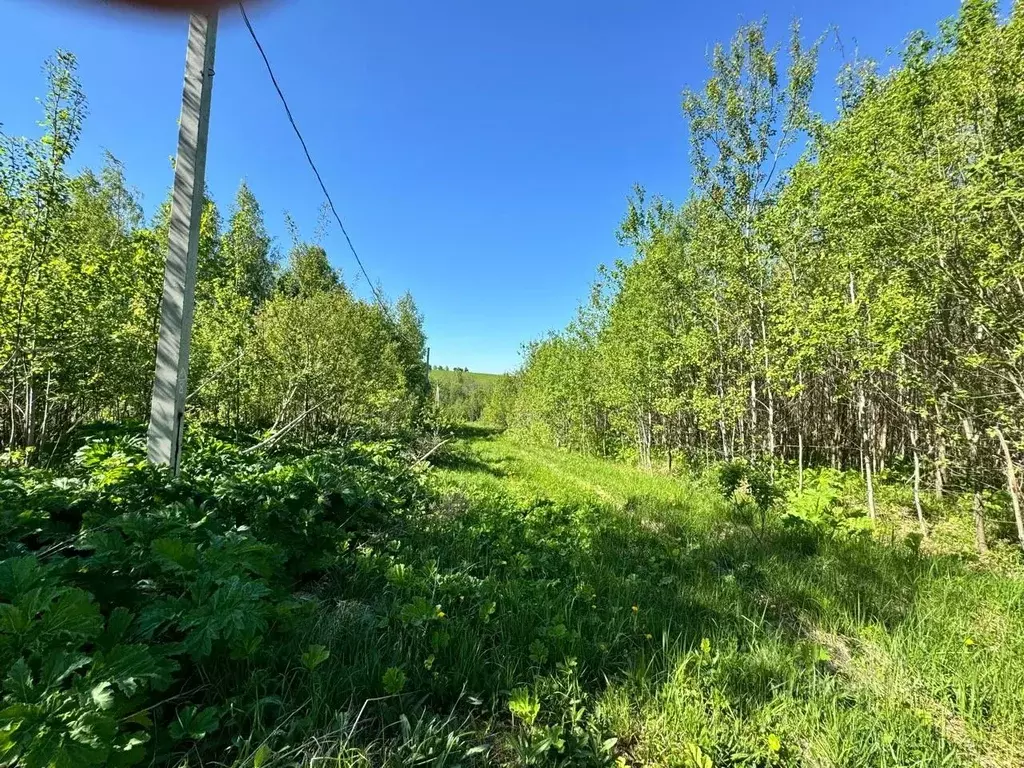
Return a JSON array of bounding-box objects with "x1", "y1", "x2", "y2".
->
[{"x1": 1, "y1": 0, "x2": 970, "y2": 372}]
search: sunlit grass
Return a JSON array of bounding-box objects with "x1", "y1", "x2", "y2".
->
[{"x1": 273, "y1": 431, "x2": 1024, "y2": 767}]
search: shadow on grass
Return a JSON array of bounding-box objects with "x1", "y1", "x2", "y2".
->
[
  {"x1": 301, "y1": 476, "x2": 988, "y2": 765},
  {"x1": 428, "y1": 430, "x2": 507, "y2": 478},
  {"x1": 430, "y1": 450, "x2": 508, "y2": 478},
  {"x1": 448, "y1": 423, "x2": 504, "y2": 440}
]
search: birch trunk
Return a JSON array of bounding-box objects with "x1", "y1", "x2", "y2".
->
[
  {"x1": 910, "y1": 425, "x2": 927, "y2": 536},
  {"x1": 961, "y1": 415, "x2": 987, "y2": 554},
  {"x1": 994, "y1": 425, "x2": 1024, "y2": 550}
]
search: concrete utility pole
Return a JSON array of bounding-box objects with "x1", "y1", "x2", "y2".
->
[{"x1": 147, "y1": 12, "x2": 218, "y2": 472}]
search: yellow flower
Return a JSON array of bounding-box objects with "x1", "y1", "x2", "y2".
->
[
  {"x1": 645, "y1": 634, "x2": 653, "y2": 640},
  {"x1": 632, "y1": 605, "x2": 639, "y2": 613}
]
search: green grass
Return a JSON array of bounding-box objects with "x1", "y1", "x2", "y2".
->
[
  {"x1": 428, "y1": 369, "x2": 504, "y2": 389},
  {"x1": 282, "y1": 431, "x2": 1024, "y2": 767},
  {"x1": 16, "y1": 429, "x2": 1015, "y2": 766},
  {"x1": 429, "y1": 370, "x2": 504, "y2": 423}
]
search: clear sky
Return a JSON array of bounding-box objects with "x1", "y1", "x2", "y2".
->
[{"x1": 1, "y1": 0, "x2": 972, "y2": 373}]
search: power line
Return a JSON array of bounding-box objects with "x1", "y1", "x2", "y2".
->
[{"x1": 237, "y1": 1, "x2": 391, "y2": 316}]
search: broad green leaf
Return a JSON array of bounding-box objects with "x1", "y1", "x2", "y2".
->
[
  {"x1": 0, "y1": 557, "x2": 46, "y2": 600},
  {"x1": 252, "y1": 744, "x2": 273, "y2": 768},
  {"x1": 108, "y1": 734, "x2": 148, "y2": 768},
  {"x1": 151, "y1": 538, "x2": 199, "y2": 572},
  {"x1": 14, "y1": 586, "x2": 60, "y2": 619},
  {"x1": 4, "y1": 658, "x2": 33, "y2": 700},
  {"x1": 382, "y1": 666, "x2": 406, "y2": 695},
  {"x1": 169, "y1": 705, "x2": 220, "y2": 742},
  {"x1": 41, "y1": 651, "x2": 91, "y2": 689},
  {"x1": 98, "y1": 607, "x2": 135, "y2": 652},
  {"x1": 91, "y1": 644, "x2": 177, "y2": 696},
  {"x1": 90, "y1": 682, "x2": 114, "y2": 710},
  {"x1": 40, "y1": 588, "x2": 102, "y2": 640},
  {"x1": 300, "y1": 644, "x2": 330, "y2": 671},
  {"x1": 0, "y1": 604, "x2": 28, "y2": 635}
]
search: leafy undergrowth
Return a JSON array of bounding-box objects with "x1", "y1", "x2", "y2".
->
[
  {"x1": 0, "y1": 431, "x2": 428, "y2": 767},
  {"x1": 3, "y1": 430, "x2": 1023, "y2": 767}
]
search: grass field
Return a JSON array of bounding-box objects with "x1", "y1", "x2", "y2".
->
[
  {"x1": 150, "y1": 428, "x2": 1024, "y2": 767},
  {"x1": 13, "y1": 427, "x2": 1018, "y2": 766},
  {"x1": 428, "y1": 369, "x2": 503, "y2": 388},
  {"x1": 398, "y1": 430, "x2": 1024, "y2": 767}
]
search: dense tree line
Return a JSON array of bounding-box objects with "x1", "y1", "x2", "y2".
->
[
  {"x1": 504, "y1": 0, "x2": 1024, "y2": 552},
  {"x1": 0, "y1": 52, "x2": 430, "y2": 460}
]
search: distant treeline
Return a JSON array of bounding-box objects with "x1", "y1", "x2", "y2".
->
[
  {"x1": 496, "y1": 1, "x2": 1024, "y2": 552},
  {"x1": 429, "y1": 367, "x2": 500, "y2": 423}
]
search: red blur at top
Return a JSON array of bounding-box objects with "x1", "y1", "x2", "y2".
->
[{"x1": 95, "y1": 0, "x2": 239, "y2": 10}]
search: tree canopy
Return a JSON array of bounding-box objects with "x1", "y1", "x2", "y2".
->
[
  {"x1": 504, "y1": 0, "x2": 1024, "y2": 552},
  {"x1": 0, "y1": 51, "x2": 431, "y2": 459}
]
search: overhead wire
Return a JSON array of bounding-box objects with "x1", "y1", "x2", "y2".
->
[{"x1": 236, "y1": 1, "x2": 395, "y2": 321}]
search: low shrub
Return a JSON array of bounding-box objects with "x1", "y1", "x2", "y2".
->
[{"x1": 0, "y1": 432, "x2": 427, "y2": 766}]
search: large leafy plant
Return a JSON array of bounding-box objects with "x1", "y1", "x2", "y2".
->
[
  {"x1": 0, "y1": 434, "x2": 427, "y2": 766},
  {"x1": 0, "y1": 557, "x2": 176, "y2": 767}
]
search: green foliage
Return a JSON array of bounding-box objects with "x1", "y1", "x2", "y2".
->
[
  {"x1": 0, "y1": 433, "x2": 429, "y2": 766},
  {"x1": 683, "y1": 743, "x2": 714, "y2": 768},
  {"x1": 0, "y1": 555, "x2": 175, "y2": 768},
  {"x1": 382, "y1": 666, "x2": 407, "y2": 695},
  {"x1": 420, "y1": 433, "x2": 1024, "y2": 768},
  {"x1": 508, "y1": 686, "x2": 540, "y2": 725},
  {"x1": 500, "y1": 2, "x2": 1024, "y2": 557},
  {"x1": 480, "y1": 373, "x2": 520, "y2": 428},
  {"x1": 783, "y1": 468, "x2": 844, "y2": 528},
  {"x1": 169, "y1": 705, "x2": 220, "y2": 743},
  {"x1": 6, "y1": 401, "x2": 1024, "y2": 767},
  {"x1": 0, "y1": 54, "x2": 431, "y2": 460},
  {"x1": 718, "y1": 459, "x2": 779, "y2": 514},
  {"x1": 429, "y1": 367, "x2": 502, "y2": 423},
  {"x1": 7, "y1": 4, "x2": 1024, "y2": 766},
  {"x1": 300, "y1": 644, "x2": 330, "y2": 671}
]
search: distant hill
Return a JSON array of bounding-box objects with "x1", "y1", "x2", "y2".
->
[
  {"x1": 428, "y1": 368, "x2": 503, "y2": 388},
  {"x1": 428, "y1": 368, "x2": 504, "y2": 422}
]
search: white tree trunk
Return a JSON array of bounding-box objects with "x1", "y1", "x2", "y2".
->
[{"x1": 994, "y1": 426, "x2": 1024, "y2": 550}]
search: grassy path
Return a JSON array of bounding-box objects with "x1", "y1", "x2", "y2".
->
[
  {"x1": 419, "y1": 431, "x2": 1024, "y2": 767},
  {"x1": 435, "y1": 434, "x2": 704, "y2": 508}
]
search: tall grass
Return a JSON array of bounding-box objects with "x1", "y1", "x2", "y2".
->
[{"x1": 270, "y1": 431, "x2": 1023, "y2": 767}]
